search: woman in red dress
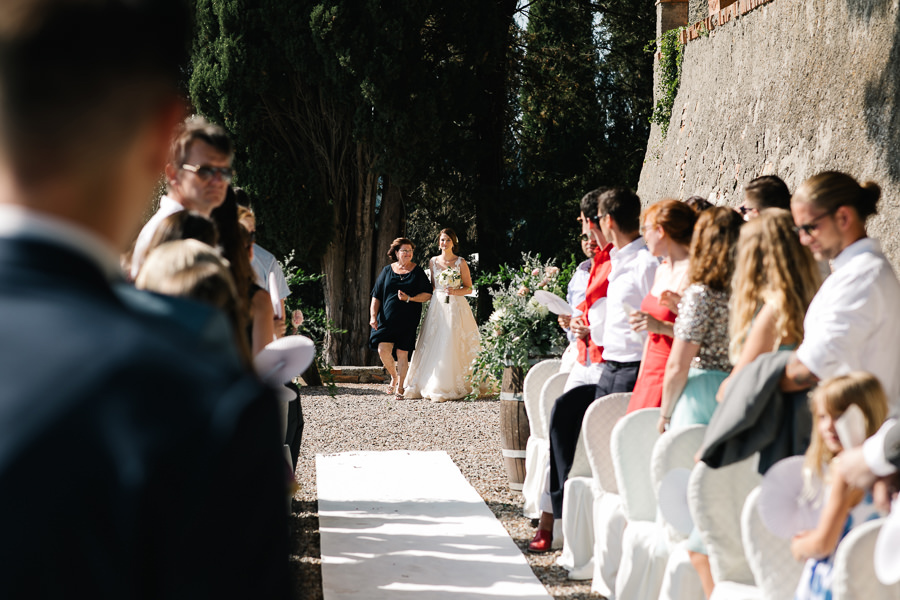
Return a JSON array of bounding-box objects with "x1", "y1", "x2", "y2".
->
[{"x1": 626, "y1": 199, "x2": 697, "y2": 413}]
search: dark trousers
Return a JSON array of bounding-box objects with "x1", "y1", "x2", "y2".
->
[
  {"x1": 548, "y1": 360, "x2": 640, "y2": 518},
  {"x1": 285, "y1": 383, "x2": 304, "y2": 471}
]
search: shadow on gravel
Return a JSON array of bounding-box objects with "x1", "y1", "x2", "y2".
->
[{"x1": 290, "y1": 499, "x2": 322, "y2": 600}]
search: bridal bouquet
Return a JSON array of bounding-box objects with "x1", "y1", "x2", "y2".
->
[
  {"x1": 437, "y1": 267, "x2": 462, "y2": 303},
  {"x1": 470, "y1": 253, "x2": 574, "y2": 387}
]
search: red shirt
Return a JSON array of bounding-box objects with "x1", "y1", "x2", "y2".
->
[{"x1": 575, "y1": 243, "x2": 612, "y2": 366}]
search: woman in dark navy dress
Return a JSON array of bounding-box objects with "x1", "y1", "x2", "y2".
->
[{"x1": 369, "y1": 237, "x2": 433, "y2": 397}]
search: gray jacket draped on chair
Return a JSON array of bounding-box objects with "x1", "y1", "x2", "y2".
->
[{"x1": 699, "y1": 350, "x2": 812, "y2": 474}]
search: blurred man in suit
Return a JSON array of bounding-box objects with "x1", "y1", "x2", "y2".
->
[{"x1": 0, "y1": 1, "x2": 290, "y2": 597}]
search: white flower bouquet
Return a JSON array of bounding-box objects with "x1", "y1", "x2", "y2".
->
[{"x1": 437, "y1": 267, "x2": 462, "y2": 303}]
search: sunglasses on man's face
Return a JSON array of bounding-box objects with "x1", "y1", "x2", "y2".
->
[{"x1": 181, "y1": 164, "x2": 234, "y2": 183}]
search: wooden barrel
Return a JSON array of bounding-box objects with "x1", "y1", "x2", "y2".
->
[{"x1": 500, "y1": 365, "x2": 530, "y2": 491}]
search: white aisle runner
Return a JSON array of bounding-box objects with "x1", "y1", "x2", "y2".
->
[{"x1": 317, "y1": 450, "x2": 552, "y2": 600}]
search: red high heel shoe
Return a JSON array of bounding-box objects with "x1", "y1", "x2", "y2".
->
[{"x1": 527, "y1": 528, "x2": 553, "y2": 553}]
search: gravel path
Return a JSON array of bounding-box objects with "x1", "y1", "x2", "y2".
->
[{"x1": 290, "y1": 382, "x2": 599, "y2": 600}]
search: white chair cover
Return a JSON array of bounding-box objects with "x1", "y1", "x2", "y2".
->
[
  {"x1": 521, "y1": 361, "x2": 561, "y2": 519},
  {"x1": 582, "y1": 393, "x2": 630, "y2": 596},
  {"x1": 558, "y1": 392, "x2": 630, "y2": 583},
  {"x1": 708, "y1": 581, "x2": 760, "y2": 600},
  {"x1": 833, "y1": 518, "x2": 900, "y2": 600},
  {"x1": 659, "y1": 545, "x2": 704, "y2": 600},
  {"x1": 688, "y1": 455, "x2": 761, "y2": 586},
  {"x1": 523, "y1": 371, "x2": 570, "y2": 517},
  {"x1": 522, "y1": 437, "x2": 549, "y2": 520},
  {"x1": 558, "y1": 475, "x2": 594, "y2": 579},
  {"x1": 653, "y1": 425, "x2": 708, "y2": 600},
  {"x1": 741, "y1": 486, "x2": 804, "y2": 600},
  {"x1": 523, "y1": 359, "x2": 561, "y2": 438},
  {"x1": 610, "y1": 407, "x2": 662, "y2": 600},
  {"x1": 611, "y1": 407, "x2": 661, "y2": 522},
  {"x1": 652, "y1": 424, "x2": 707, "y2": 543}
]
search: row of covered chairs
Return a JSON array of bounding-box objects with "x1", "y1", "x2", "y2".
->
[{"x1": 520, "y1": 359, "x2": 900, "y2": 600}]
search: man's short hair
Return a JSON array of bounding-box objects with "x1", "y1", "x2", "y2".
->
[
  {"x1": 169, "y1": 116, "x2": 234, "y2": 169},
  {"x1": 580, "y1": 187, "x2": 609, "y2": 218},
  {"x1": 597, "y1": 187, "x2": 642, "y2": 234},
  {"x1": 744, "y1": 175, "x2": 791, "y2": 210},
  {"x1": 0, "y1": 0, "x2": 190, "y2": 184}
]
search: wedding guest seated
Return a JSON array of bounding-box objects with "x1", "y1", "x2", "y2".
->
[
  {"x1": 657, "y1": 206, "x2": 742, "y2": 598},
  {"x1": 236, "y1": 194, "x2": 290, "y2": 338},
  {"x1": 626, "y1": 199, "x2": 696, "y2": 413},
  {"x1": 782, "y1": 172, "x2": 900, "y2": 416},
  {"x1": 130, "y1": 116, "x2": 234, "y2": 278},
  {"x1": 144, "y1": 210, "x2": 219, "y2": 257},
  {"x1": 529, "y1": 187, "x2": 657, "y2": 552},
  {"x1": 213, "y1": 187, "x2": 275, "y2": 355},
  {"x1": 136, "y1": 239, "x2": 251, "y2": 364},
  {"x1": 736, "y1": 175, "x2": 791, "y2": 221},
  {"x1": 685, "y1": 195, "x2": 713, "y2": 212},
  {"x1": 562, "y1": 189, "x2": 613, "y2": 391},
  {"x1": 716, "y1": 209, "x2": 821, "y2": 401},
  {"x1": 792, "y1": 373, "x2": 888, "y2": 600},
  {"x1": 557, "y1": 227, "x2": 594, "y2": 371}
]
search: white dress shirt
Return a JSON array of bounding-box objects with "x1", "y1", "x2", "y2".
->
[
  {"x1": 251, "y1": 243, "x2": 290, "y2": 300},
  {"x1": 129, "y1": 195, "x2": 184, "y2": 279},
  {"x1": 600, "y1": 237, "x2": 658, "y2": 363},
  {"x1": 565, "y1": 259, "x2": 591, "y2": 343},
  {"x1": 0, "y1": 204, "x2": 121, "y2": 280},
  {"x1": 796, "y1": 237, "x2": 900, "y2": 416}
]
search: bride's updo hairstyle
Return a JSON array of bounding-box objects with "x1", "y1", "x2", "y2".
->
[
  {"x1": 440, "y1": 228, "x2": 459, "y2": 254},
  {"x1": 792, "y1": 171, "x2": 881, "y2": 222},
  {"x1": 388, "y1": 237, "x2": 415, "y2": 261}
]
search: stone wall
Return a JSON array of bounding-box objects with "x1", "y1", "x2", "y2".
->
[{"x1": 637, "y1": 0, "x2": 900, "y2": 265}]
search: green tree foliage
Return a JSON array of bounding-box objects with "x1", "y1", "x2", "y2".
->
[
  {"x1": 512, "y1": 0, "x2": 654, "y2": 266},
  {"x1": 188, "y1": 0, "x2": 652, "y2": 364}
]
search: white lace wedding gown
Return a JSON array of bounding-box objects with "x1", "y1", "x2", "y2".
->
[{"x1": 403, "y1": 256, "x2": 484, "y2": 401}]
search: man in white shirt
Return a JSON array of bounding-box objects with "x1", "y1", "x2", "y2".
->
[
  {"x1": 782, "y1": 172, "x2": 900, "y2": 416},
  {"x1": 531, "y1": 187, "x2": 657, "y2": 552},
  {"x1": 129, "y1": 117, "x2": 234, "y2": 279}
]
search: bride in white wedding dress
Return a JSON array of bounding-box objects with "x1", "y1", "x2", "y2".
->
[{"x1": 403, "y1": 228, "x2": 484, "y2": 402}]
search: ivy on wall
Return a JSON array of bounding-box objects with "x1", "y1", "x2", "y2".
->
[{"x1": 649, "y1": 27, "x2": 686, "y2": 138}]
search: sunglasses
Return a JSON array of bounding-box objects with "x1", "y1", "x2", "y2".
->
[
  {"x1": 181, "y1": 164, "x2": 234, "y2": 183},
  {"x1": 792, "y1": 207, "x2": 839, "y2": 236},
  {"x1": 737, "y1": 205, "x2": 755, "y2": 215}
]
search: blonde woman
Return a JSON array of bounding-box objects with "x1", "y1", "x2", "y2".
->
[{"x1": 716, "y1": 209, "x2": 822, "y2": 400}]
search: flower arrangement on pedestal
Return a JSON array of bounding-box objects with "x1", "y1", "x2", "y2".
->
[{"x1": 470, "y1": 253, "x2": 572, "y2": 390}]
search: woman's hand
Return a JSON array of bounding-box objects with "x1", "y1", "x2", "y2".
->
[
  {"x1": 370, "y1": 316, "x2": 378, "y2": 329},
  {"x1": 629, "y1": 310, "x2": 656, "y2": 333},
  {"x1": 558, "y1": 314, "x2": 572, "y2": 329},
  {"x1": 659, "y1": 290, "x2": 681, "y2": 314},
  {"x1": 657, "y1": 415, "x2": 669, "y2": 435},
  {"x1": 398, "y1": 290, "x2": 409, "y2": 302}
]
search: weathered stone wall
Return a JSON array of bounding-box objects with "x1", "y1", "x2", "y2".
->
[{"x1": 637, "y1": 0, "x2": 900, "y2": 265}]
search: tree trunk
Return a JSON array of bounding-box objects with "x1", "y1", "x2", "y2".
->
[
  {"x1": 321, "y1": 144, "x2": 379, "y2": 366},
  {"x1": 374, "y1": 175, "x2": 406, "y2": 274},
  {"x1": 473, "y1": 0, "x2": 518, "y2": 322}
]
